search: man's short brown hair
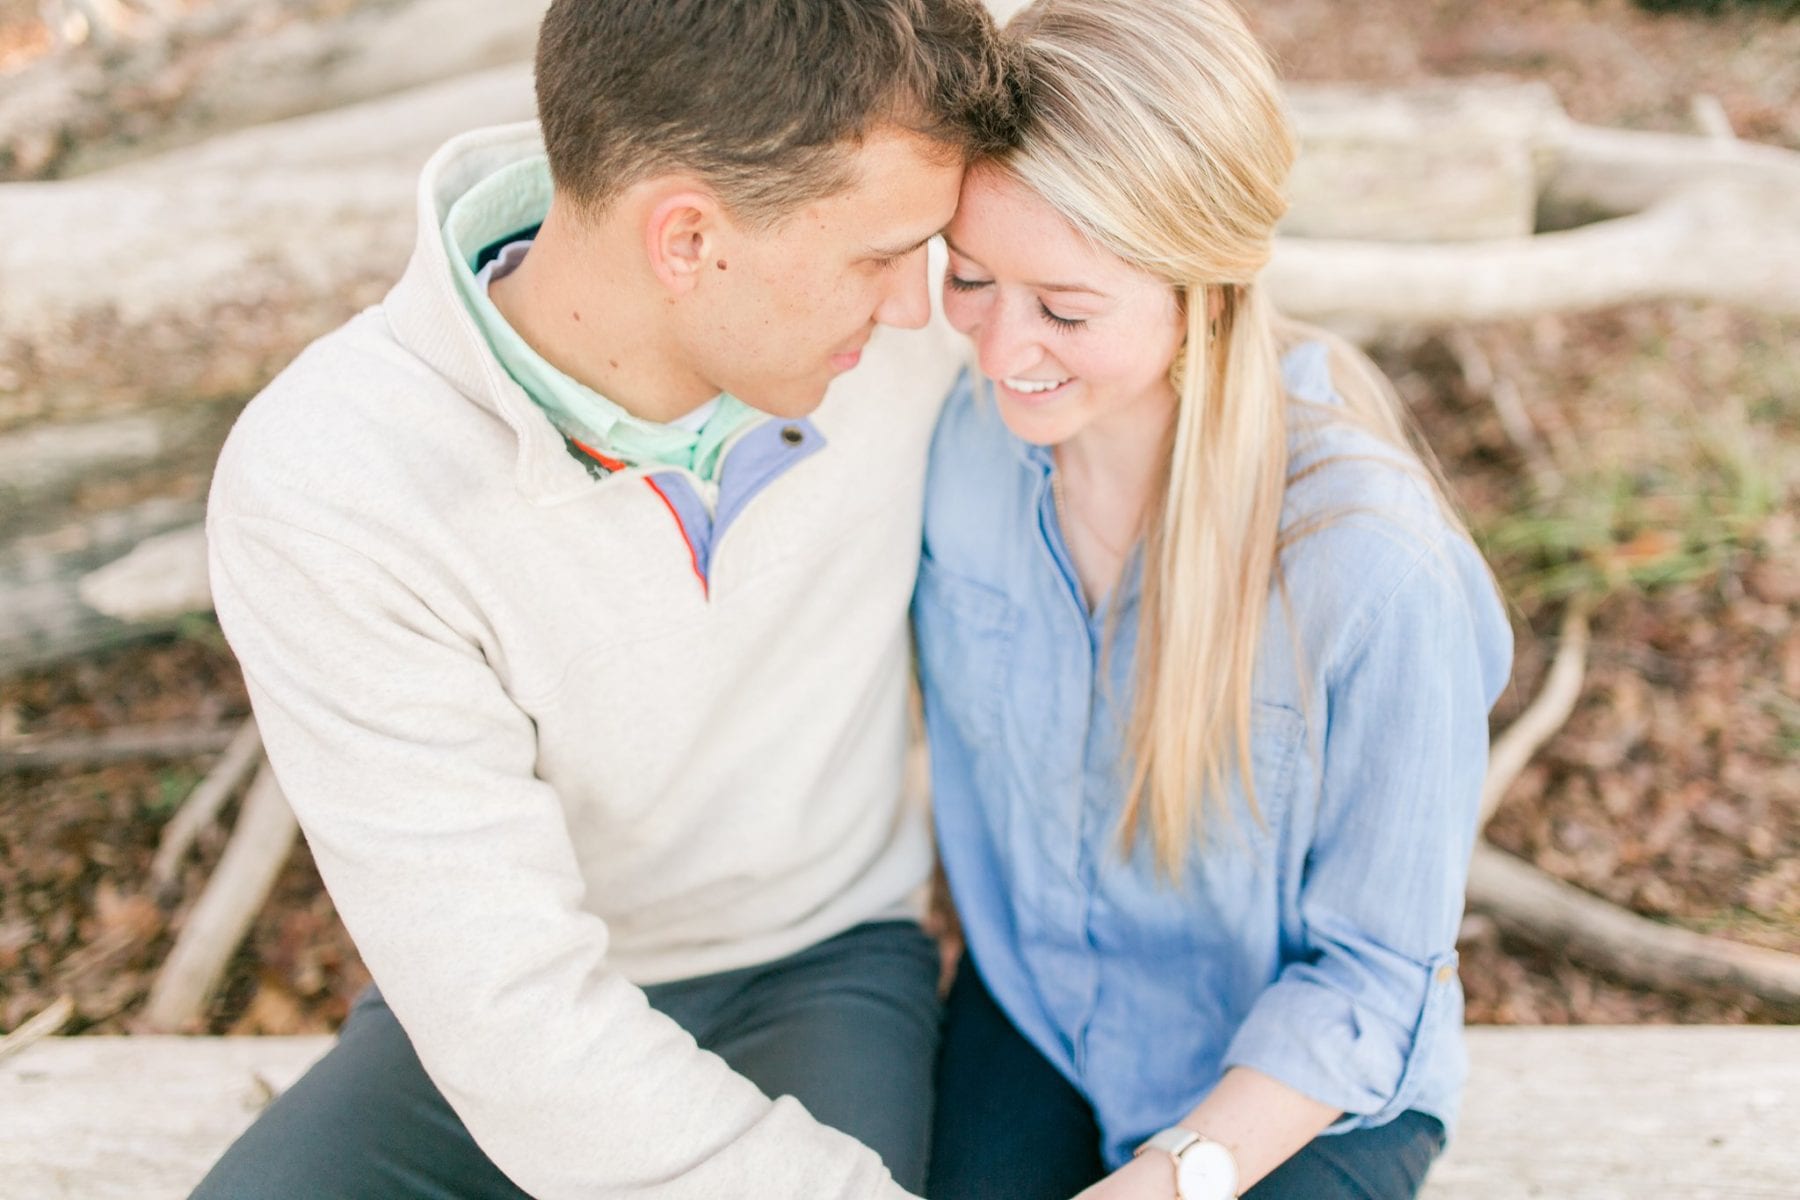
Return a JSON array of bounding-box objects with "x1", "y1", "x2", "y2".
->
[{"x1": 535, "y1": 0, "x2": 1020, "y2": 226}]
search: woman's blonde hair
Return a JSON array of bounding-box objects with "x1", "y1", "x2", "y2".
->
[{"x1": 999, "y1": 0, "x2": 1468, "y2": 876}]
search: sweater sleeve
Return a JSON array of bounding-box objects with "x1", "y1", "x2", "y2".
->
[{"x1": 208, "y1": 506, "x2": 916, "y2": 1200}]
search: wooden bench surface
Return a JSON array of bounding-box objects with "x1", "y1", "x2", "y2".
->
[{"x1": 3, "y1": 1026, "x2": 1796, "y2": 1198}]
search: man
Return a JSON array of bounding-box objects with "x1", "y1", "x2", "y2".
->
[{"x1": 192, "y1": 2, "x2": 1016, "y2": 1197}]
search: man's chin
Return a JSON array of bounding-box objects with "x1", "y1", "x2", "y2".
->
[{"x1": 734, "y1": 381, "x2": 831, "y2": 420}]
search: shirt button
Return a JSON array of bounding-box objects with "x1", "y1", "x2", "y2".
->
[
  {"x1": 780, "y1": 425, "x2": 805, "y2": 446},
  {"x1": 1435, "y1": 963, "x2": 1457, "y2": 983}
]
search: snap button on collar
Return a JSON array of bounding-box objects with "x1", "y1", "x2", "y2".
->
[{"x1": 780, "y1": 425, "x2": 805, "y2": 446}]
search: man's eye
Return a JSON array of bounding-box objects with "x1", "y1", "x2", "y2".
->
[{"x1": 946, "y1": 275, "x2": 991, "y2": 292}]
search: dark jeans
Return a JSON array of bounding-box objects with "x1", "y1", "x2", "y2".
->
[
  {"x1": 929, "y1": 961, "x2": 1446, "y2": 1200},
  {"x1": 191, "y1": 920, "x2": 942, "y2": 1200}
]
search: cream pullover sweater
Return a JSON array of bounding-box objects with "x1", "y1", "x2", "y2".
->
[{"x1": 207, "y1": 124, "x2": 962, "y2": 1199}]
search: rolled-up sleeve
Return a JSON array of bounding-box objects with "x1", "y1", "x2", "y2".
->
[{"x1": 1223, "y1": 535, "x2": 1509, "y2": 1127}]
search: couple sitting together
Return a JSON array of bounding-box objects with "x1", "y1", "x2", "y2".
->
[{"x1": 194, "y1": 1, "x2": 1511, "y2": 1198}]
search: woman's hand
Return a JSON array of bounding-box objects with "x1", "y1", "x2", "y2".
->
[
  {"x1": 1074, "y1": 1068, "x2": 1341, "y2": 1200},
  {"x1": 1070, "y1": 1151, "x2": 1175, "y2": 1200}
]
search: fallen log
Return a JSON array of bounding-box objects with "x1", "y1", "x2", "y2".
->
[
  {"x1": 0, "y1": 513, "x2": 210, "y2": 677},
  {"x1": 0, "y1": 721, "x2": 239, "y2": 771},
  {"x1": 0, "y1": 0, "x2": 546, "y2": 181},
  {"x1": 1281, "y1": 82, "x2": 1565, "y2": 242},
  {"x1": 1269, "y1": 177, "x2": 1800, "y2": 324},
  {"x1": 0, "y1": 496, "x2": 204, "y2": 675},
  {"x1": 1540, "y1": 119, "x2": 1800, "y2": 226},
  {"x1": 0, "y1": 399, "x2": 240, "y2": 551},
  {"x1": 11, "y1": 1027, "x2": 1800, "y2": 1199},
  {"x1": 0, "y1": 63, "x2": 537, "y2": 428},
  {"x1": 7, "y1": 75, "x2": 1798, "y2": 429}
]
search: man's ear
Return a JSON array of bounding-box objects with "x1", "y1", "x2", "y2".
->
[{"x1": 644, "y1": 186, "x2": 726, "y2": 296}]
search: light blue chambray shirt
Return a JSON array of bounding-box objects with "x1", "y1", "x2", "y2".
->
[{"x1": 913, "y1": 344, "x2": 1513, "y2": 1168}]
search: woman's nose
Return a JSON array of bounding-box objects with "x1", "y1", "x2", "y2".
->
[{"x1": 975, "y1": 299, "x2": 1040, "y2": 381}]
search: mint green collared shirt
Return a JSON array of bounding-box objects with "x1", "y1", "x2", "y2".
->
[{"x1": 442, "y1": 155, "x2": 754, "y2": 481}]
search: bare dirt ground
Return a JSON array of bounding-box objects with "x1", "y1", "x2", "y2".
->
[{"x1": 2, "y1": 0, "x2": 1797, "y2": 1035}]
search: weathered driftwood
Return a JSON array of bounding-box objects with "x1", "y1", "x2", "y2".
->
[
  {"x1": 148, "y1": 717, "x2": 262, "y2": 894},
  {"x1": 1269, "y1": 176, "x2": 1800, "y2": 324},
  {"x1": 0, "y1": 496, "x2": 204, "y2": 674},
  {"x1": 1281, "y1": 82, "x2": 1566, "y2": 242},
  {"x1": 0, "y1": 399, "x2": 241, "y2": 534},
  {"x1": 0, "y1": 1033, "x2": 325, "y2": 1199},
  {"x1": 0, "y1": 0, "x2": 546, "y2": 181},
  {"x1": 75, "y1": 522, "x2": 210, "y2": 627},
  {"x1": 0, "y1": 721, "x2": 239, "y2": 771},
  {"x1": 17, "y1": 77, "x2": 1800, "y2": 428},
  {"x1": 142, "y1": 761, "x2": 297, "y2": 1033},
  {"x1": 5, "y1": 1026, "x2": 1797, "y2": 1199},
  {"x1": 1427, "y1": 1027, "x2": 1800, "y2": 1198},
  {"x1": 0, "y1": 64, "x2": 537, "y2": 428},
  {"x1": 0, "y1": 995, "x2": 72, "y2": 1067}
]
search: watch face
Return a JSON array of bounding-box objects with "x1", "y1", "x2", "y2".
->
[{"x1": 1175, "y1": 1140, "x2": 1238, "y2": 1200}]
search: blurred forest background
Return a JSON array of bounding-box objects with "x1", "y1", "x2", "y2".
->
[{"x1": 1, "y1": 0, "x2": 1797, "y2": 1040}]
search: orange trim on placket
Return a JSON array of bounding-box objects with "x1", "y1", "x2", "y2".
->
[
  {"x1": 642, "y1": 476, "x2": 708, "y2": 596},
  {"x1": 569, "y1": 437, "x2": 629, "y2": 475}
]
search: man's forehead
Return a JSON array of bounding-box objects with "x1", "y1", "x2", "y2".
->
[{"x1": 809, "y1": 131, "x2": 964, "y2": 242}]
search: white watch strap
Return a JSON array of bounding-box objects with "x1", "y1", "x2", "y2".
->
[
  {"x1": 1134, "y1": 1126, "x2": 1239, "y2": 1200},
  {"x1": 1138, "y1": 1127, "x2": 1202, "y2": 1159}
]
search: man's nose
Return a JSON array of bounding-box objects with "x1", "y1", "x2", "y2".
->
[{"x1": 873, "y1": 248, "x2": 933, "y2": 330}]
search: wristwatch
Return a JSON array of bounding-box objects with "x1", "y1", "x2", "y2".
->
[{"x1": 1134, "y1": 1127, "x2": 1239, "y2": 1200}]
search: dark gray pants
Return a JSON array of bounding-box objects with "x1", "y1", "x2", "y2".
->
[
  {"x1": 930, "y1": 960, "x2": 1445, "y2": 1200},
  {"x1": 191, "y1": 921, "x2": 942, "y2": 1200}
]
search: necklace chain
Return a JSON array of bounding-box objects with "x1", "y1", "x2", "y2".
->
[{"x1": 1052, "y1": 466, "x2": 1131, "y2": 555}]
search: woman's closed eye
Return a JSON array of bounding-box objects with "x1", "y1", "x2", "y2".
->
[
  {"x1": 946, "y1": 273, "x2": 991, "y2": 292},
  {"x1": 1037, "y1": 303, "x2": 1085, "y2": 330}
]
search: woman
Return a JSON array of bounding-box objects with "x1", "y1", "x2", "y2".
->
[{"x1": 914, "y1": 2, "x2": 1512, "y2": 1198}]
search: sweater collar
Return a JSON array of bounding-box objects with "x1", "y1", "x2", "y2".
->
[
  {"x1": 385, "y1": 123, "x2": 751, "y2": 504},
  {"x1": 439, "y1": 155, "x2": 754, "y2": 482}
]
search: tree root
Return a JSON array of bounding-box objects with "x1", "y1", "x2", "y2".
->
[
  {"x1": 1467, "y1": 844, "x2": 1800, "y2": 1017},
  {"x1": 148, "y1": 717, "x2": 262, "y2": 896},
  {"x1": 141, "y1": 761, "x2": 296, "y2": 1032},
  {"x1": 1474, "y1": 603, "x2": 1800, "y2": 1013}
]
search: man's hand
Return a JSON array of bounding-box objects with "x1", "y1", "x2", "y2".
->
[{"x1": 922, "y1": 858, "x2": 963, "y2": 997}]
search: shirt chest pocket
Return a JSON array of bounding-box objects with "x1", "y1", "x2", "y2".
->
[{"x1": 912, "y1": 556, "x2": 1020, "y2": 751}]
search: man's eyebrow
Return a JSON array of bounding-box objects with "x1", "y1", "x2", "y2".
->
[
  {"x1": 942, "y1": 235, "x2": 1104, "y2": 296},
  {"x1": 867, "y1": 230, "x2": 942, "y2": 259}
]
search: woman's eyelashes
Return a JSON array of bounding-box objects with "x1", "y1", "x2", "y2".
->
[{"x1": 947, "y1": 274, "x2": 1087, "y2": 331}]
